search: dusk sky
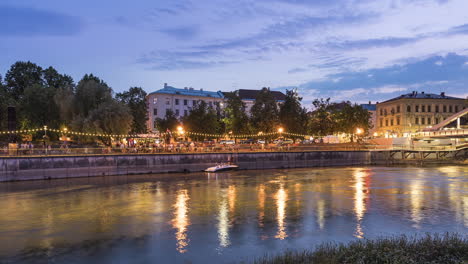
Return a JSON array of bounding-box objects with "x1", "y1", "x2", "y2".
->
[{"x1": 1, "y1": 0, "x2": 468, "y2": 105}]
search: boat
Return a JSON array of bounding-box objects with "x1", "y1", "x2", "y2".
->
[{"x1": 204, "y1": 163, "x2": 239, "y2": 172}]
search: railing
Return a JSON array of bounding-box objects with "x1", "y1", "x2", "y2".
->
[
  {"x1": 414, "y1": 129, "x2": 468, "y2": 138},
  {"x1": 0, "y1": 143, "x2": 463, "y2": 157}
]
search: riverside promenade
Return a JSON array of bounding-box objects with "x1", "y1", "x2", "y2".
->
[{"x1": 0, "y1": 147, "x2": 466, "y2": 182}]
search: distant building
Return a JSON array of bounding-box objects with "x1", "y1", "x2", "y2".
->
[
  {"x1": 147, "y1": 83, "x2": 224, "y2": 132},
  {"x1": 375, "y1": 91, "x2": 467, "y2": 137},
  {"x1": 360, "y1": 102, "x2": 377, "y2": 134},
  {"x1": 234, "y1": 88, "x2": 286, "y2": 114}
]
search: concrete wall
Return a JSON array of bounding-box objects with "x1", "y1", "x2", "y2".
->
[{"x1": 0, "y1": 149, "x2": 465, "y2": 182}]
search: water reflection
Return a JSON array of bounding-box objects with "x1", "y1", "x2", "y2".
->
[
  {"x1": 172, "y1": 189, "x2": 190, "y2": 253},
  {"x1": 353, "y1": 168, "x2": 369, "y2": 239},
  {"x1": 275, "y1": 183, "x2": 288, "y2": 240},
  {"x1": 0, "y1": 166, "x2": 466, "y2": 264},
  {"x1": 217, "y1": 188, "x2": 230, "y2": 248}
]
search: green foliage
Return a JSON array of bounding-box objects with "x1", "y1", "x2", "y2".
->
[
  {"x1": 155, "y1": 109, "x2": 179, "y2": 133},
  {"x1": 222, "y1": 92, "x2": 250, "y2": 134},
  {"x1": 279, "y1": 89, "x2": 308, "y2": 137},
  {"x1": 308, "y1": 98, "x2": 337, "y2": 137},
  {"x1": 116, "y1": 87, "x2": 148, "y2": 133},
  {"x1": 251, "y1": 87, "x2": 279, "y2": 133},
  {"x1": 74, "y1": 74, "x2": 113, "y2": 118},
  {"x1": 182, "y1": 100, "x2": 220, "y2": 140},
  {"x1": 334, "y1": 102, "x2": 372, "y2": 142},
  {"x1": 4, "y1": 61, "x2": 44, "y2": 101},
  {"x1": 253, "y1": 233, "x2": 468, "y2": 264},
  {"x1": 82, "y1": 100, "x2": 133, "y2": 145}
]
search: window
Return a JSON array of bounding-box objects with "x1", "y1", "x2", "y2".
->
[
  {"x1": 421, "y1": 105, "x2": 425, "y2": 112},
  {"x1": 380, "y1": 118, "x2": 383, "y2": 127},
  {"x1": 193, "y1": 100, "x2": 197, "y2": 106},
  {"x1": 443, "y1": 105, "x2": 447, "y2": 112},
  {"x1": 407, "y1": 105, "x2": 411, "y2": 112},
  {"x1": 184, "y1": 99, "x2": 188, "y2": 106},
  {"x1": 153, "y1": 98, "x2": 158, "y2": 104},
  {"x1": 166, "y1": 100, "x2": 170, "y2": 105},
  {"x1": 390, "y1": 119, "x2": 394, "y2": 126},
  {"x1": 455, "y1": 105, "x2": 459, "y2": 112},
  {"x1": 184, "y1": 110, "x2": 188, "y2": 116},
  {"x1": 397, "y1": 116, "x2": 400, "y2": 125},
  {"x1": 415, "y1": 105, "x2": 419, "y2": 112},
  {"x1": 385, "y1": 119, "x2": 388, "y2": 126},
  {"x1": 435, "y1": 105, "x2": 439, "y2": 113},
  {"x1": 435, "y1": 118, "x2": 439, "y2": 124},
  {"x1": 415, "y1": 118, "x2": 419, "y2": 125},
  {"x1": 175, "y1": 109, "x2": 180, "y2": 116},
  {"x1": 153, "y1": 108, "x2": 157, "y2": 115},
  {"x1": 380, "y1": 109, "x2": 383, "y2": 115},
  {"x1": 421, "y1": 118, "x2": 425, "y2": 125},
  {"x1": 427, "y1": 118, "x2": 431, "y2": 125},
  {"x1": 449, "y1": 105, "x2": 453, "y2": 112},
  {"x1": 428, "y1": 105, "x2": 431, "y2": 112},
  {"x1": 175, "y1": 99, "x2": 179, "y2": 105},
  {"x1": 397, "y1": 106, "x2": 400, "y2": 113}
]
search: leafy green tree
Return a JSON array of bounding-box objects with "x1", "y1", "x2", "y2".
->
[
  {"x1": 308, "y1": 98, "x2": 337, "y2": 138},
  {"x1": 182, "y1": 100, "x2": 220, "y2": 140},
  {"x1": 222, "y1": 92, "x2": 250, "y2": 134},
  {"x1": 74, "y1": 74, "x2": 112, "y2": 118},
  {"x1": 279, "y1": 89, "x2": 308, "y2": 136},
  {"x1": 83, "y1": 100, "x2": 133, "y2": 145},
  {"x1": 250, "y1": 87, "x2": 279, "y2": 133},
  {"x1": 155, "y1": 109, "x2": 179, "y2": 133},
  {"x1": 335, "y1": 102, "x2": 372, "y2": 142},
  {"x1": 4, "y1": 61, "x2": 44, "y2": 101},
  {"x1": 116, "y1": 87, "x2": 148, "y2": 133}
]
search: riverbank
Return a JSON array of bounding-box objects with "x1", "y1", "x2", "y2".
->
[
  {"x1": 253, "y1": 233, "x2": 468, "y2": 264},
  {"x1": 0, "y1": 149, "x2": 466, "y2": 182}
]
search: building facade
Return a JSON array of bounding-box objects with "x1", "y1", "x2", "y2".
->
[
  {"x1": 235, "y1": 88, "x2": 286, "y2": 115},
  {"x1": 375, "y1": 91, "x2": 467, "y2": 136},
  {"x1": 147, "y1": 83, "x2": 224, "y2": 132}
]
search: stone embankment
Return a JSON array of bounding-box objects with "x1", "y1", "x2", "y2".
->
[{"x1": 0, "y1": 149, "x2": 466, "y2": 181}]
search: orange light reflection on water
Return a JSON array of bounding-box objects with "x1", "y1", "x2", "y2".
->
[{"x1": 172, "y1": 189, "x2": 190, "y2": 253}]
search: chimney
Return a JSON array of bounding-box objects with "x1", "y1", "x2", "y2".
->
[
  {"x1": 421, "y1": 91, "x2": 424, "y2": 94},
  {"x1": 164, "y1": 83, "x2": 167, "y2": 88},
  {"x1": 200, "y1": 88, "x2": 203, "y2": 91},
  {"x1": 441, "y1": 92, "x2": 445, "y2": 97},
  {"x1": 368, "y1": 101, "x2": 371, "y2": 104}
]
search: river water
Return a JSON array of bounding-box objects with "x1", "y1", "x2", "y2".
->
[{"x1": 0, "y1": 166, "x2": 467, "y2": 263}]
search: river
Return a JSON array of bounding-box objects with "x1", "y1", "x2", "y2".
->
[{"x1": 0, "y1": 166, "x2": 467, "y2": 263}]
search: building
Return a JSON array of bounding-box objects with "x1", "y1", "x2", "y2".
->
[
  {"x1": 147, "y1": 83, "x2": 224, "y2": 132},
  {"x1": 360, "y1": 102, "x2": 377, "y2": 134},
  {"x1": 235, "y1": 88, "x2": 286, "y2": 114},
  {"x1": 375, "y1": 91, "x2": 467, "y2": 137}
]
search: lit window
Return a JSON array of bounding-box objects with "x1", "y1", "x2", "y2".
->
[{"x1": 153, "y1": 97, "x2": 158, "y2": 104}]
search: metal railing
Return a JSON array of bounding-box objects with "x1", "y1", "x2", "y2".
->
[{"x1": 0, "y1": 143, "x2": 463, "y2": 157}]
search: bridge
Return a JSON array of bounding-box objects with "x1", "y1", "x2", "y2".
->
[{"x1": 414, "y1": 108, "x2": 468, "y2": 138}]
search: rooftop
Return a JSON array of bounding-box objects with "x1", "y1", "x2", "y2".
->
[
  {"x1": 236, "y1": 89, "x2": 286, "y2": 101},
  {"x1": 381, "y1": 91, "x2": 464, "y2": 103},
  {"x1": 149, "y1": 83, "x2": 224, "y2": 98}
]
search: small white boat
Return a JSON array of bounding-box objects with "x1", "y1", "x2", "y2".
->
[{"x1": 204, "y1": 163, "x2": 239, "y2": 172}]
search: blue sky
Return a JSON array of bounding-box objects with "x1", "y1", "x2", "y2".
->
[{"x1": 1, "y1": 0, "x2": 467, "y2": 105}]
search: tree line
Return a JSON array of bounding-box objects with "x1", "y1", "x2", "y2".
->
[
  {"x1": 0, "y1": 61, "x2": 147, "y2": 144},
  {"x1": 156, "y1": 87, "x2": 372, "y2": 142}
]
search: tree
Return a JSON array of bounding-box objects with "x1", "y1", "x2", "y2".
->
[
  {"x1": 4, "y1": 61, "x2": 44, "y2": 101},
  {"x1": 308, "y1": 98, "x2": 337, "y2": 138},
  {"x1": 250, "y1": 87, "x2": 279, "y2": 133},
  {"x1": 222, "y1": 92, "x2": 250, "y2": 134},
  {"x1": 335, "y1": 102, "x2": 372, "y2": 142},
  {"x1": 74, "y1": 74, "x2": 113, "y2": 118},
  {"x1": 182, "y1": 100, "x2": 220, "y2": 140},
  {"x1": 83, "y1": 100, "x2": 133, "y2": 145},
  {"x1": 279, "y1": 89, "x2": 308, "y2": 136},
  {"x1": 116, "y1": 87, "x2": 148, "y2": 134},
  {"x1": 155, "y1": 109, "x2": 179, "y2": 133}
]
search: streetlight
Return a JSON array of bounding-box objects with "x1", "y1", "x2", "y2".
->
[
  {"x1": 278, "y1": 127, "x2": 284, "y2": 133},
  {"x1": 356, "y1": 128, "x2": 363, "y2": 135}
]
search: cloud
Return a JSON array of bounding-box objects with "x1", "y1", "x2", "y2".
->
[
  {"x1": 0, "y1": 6, "x2": 83, "y2": 36},
  {"x1": 161, "y1": 26, "x2": 199, "y2": 40}
]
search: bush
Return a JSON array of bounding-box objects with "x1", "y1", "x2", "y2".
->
[{"x1": 253, "y1": 233, "x2": 468, "y2": 264}]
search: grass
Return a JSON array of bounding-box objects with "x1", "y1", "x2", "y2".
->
[{"x1": 253, "y1": 233, "x2": 468, "y2": 264}]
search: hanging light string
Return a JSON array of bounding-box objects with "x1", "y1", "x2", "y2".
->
[{"x1": 0, "y1": 128, "x2": 315, "y2": 139}]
